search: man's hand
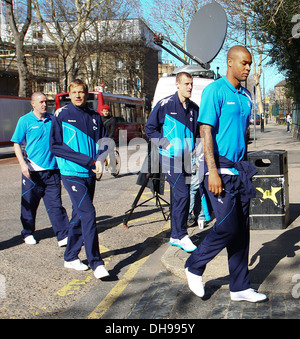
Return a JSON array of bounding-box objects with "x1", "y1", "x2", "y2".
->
[
  {"x1": 21, "y1": 163, "x2": 31, "y2": 179},
  {"x1": 13, "y1": 143, "x2": 30, "y2": 178},
  {"x1": 208, "y1": 169, "x2": 223, "y2": 195},
  {"x1": 92, "y1": 160, "x2": 103, "y2": 175}
]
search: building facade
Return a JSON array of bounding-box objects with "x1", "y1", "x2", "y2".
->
[{"x1": 0, "y1": 18, "x2": 161, "y2": 105}]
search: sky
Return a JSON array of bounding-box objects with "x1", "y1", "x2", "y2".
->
[
  {"x1": 140, "y1": 0, "x2": 286, "y2": 95},
  {"x1": 210, "y1": 49, "x2": 286, "y2": 94}
]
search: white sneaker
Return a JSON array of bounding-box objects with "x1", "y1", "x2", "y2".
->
[
  {"x1": 94, "y1": 265, "x2": 110, "y2": 279},
  {"x1": 58, "y1": 237, "x2": 68, "y2": 247},
  {"x1": 230, "y1": 288, "x2": 268, "y2": 303},
  {"x1": 185, "y1": 268, "x2": 205, "y2": 297},
  {"x1": 64, "y1": 259, "x2": 89, "y2": 271},
  {"x1": 169, "y1": 235, "x2": 197, "y2": 252},
  {"x1": 24, "y1": 235, "x2": 37, "y2": 245},
  {"x1": 198, "y1": 219, "x2": 205, "y2": 230}
]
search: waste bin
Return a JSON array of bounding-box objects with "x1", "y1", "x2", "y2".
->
[{"x1": 248, "y1": 150, "x2": 289, "y2": 230}]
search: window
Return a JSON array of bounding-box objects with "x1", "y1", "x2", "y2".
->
[
  {"x1": 114, "y1": 60, "x2": 126, "y2": 70},
  {"x1": 135, "y1": 77, "x2": 141, "y2": 91},
  {"x1": 114, "y1": 78, "x2": 128, "y2": 92},
  {"x1": 33, "y1": 31, "x2": 43, "y2": 40}
]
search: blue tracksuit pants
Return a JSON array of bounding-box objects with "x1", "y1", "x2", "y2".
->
[
  {"x1": 185, "y1": 174, "x2": 251, "y2": 292},
  {"x1": 62, "y1": 175, "x2": 104, "y2": 270},
  {"x1": 21, "y1": 170, "x2": 69, "y2": 241},
  {"x1": 166, "y1": 170, "x2": 191, "y2": 240}
]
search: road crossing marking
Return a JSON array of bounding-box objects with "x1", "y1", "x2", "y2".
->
[{"x1": 55, "y1": 276, "x2": 93, "y2": 297}]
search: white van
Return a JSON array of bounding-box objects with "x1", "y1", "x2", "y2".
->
[{"x1": 151, "y1": 65, "x2": 215, "y2": 110}]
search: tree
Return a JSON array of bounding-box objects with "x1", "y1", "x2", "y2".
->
[
  {"x1": 220, "y1": 0, "x2": 270, "y2": 115},
  {"x1": 251, "y1": 0, "x2": 300, "y2": 103},
  {"x1": 4, "y1": 0, "x2": 32, "y2": 97},
  {"x1": 32, "y1": 0, "x2": 106, "y2": 92},
  {"x1": 32, "y1": 0, "x2": 141, "y2": 92},
  {"x1": 143, "y1": 0, "x2": 211, "y2": 63},
  {"x1": 80, "y1": 1, "x2": 143, "y2": 91}
]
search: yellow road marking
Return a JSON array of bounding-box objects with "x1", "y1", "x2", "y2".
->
[
  {"x1": 132, "y1": 189, "x2": 170, "y2": 197},
  {"x1": 55, "y1": 245, "x2": 112, "y2": 297},
  {"x1": 87, "y1": 253, "x2": 151, "y2": 319},
  {"x1": 87, "y1": 221, "x2": 170, "y2": 319},
  {"x1": 55, "y1": 276, "x2": 93, "y2": 297},
  {"x1": 98, "y1": 216, "x2": 163, "y2": 230}
]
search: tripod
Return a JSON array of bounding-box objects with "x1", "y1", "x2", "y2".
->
[{"x1": 123, "y1": 143, "x2": 171, "y2": 229}]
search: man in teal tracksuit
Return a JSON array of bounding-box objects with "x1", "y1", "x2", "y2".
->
[
  {"x1": 11, "y1": 92, "x2": 69, "y2": 246},
  {"x1": 145, "y1": 72, "x2": 201, "y2": 253},
  {"x1": 50, "y1": 79, "x2": 109, "y2": 279},
  {"x1": 185, "y1": 46, "x2": 267, "y2": 303}
]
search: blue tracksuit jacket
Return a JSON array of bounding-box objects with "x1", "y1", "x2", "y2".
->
[
  {"x1": 50, "y1": 103, "x2": 107, "y2": 177},
  {"x1": 145, "y1": 92, "x2": 199, "y2": 172},
  {"x1": 145, "y1": 92, "x2": 200, "y2": 165},
  {"x1": 145, "y1": 92, "x2": 201, "y2": 239}
]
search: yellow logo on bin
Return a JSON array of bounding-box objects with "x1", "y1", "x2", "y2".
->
[{"x1": 256, "y1": 186, "x2": 282, "y2": 204}]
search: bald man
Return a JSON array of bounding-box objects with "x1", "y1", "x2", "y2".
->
[
  {"x1": 185, "y1": 46, "x2": 267, "y2": 303},
  {"x1": 11, "y1": 92, "x2": 70, "y2": 246}
]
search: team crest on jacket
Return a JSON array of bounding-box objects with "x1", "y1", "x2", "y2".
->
[
  {"x1": 93, "y1": 119, "x2": 98, "y2": 130},
  {"x1": 190, "y1": 110, "x2": 193, "y2": 122}
]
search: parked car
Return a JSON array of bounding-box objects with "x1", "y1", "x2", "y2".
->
[{"x1": 250, "y1": 113, "x2": 261, "y2": 125}]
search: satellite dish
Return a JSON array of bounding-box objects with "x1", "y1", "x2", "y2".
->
[{"x1": 186, "y1": 1, "x2": 227, "y2": 64}]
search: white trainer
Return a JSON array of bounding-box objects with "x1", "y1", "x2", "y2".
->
[
  {"x1": 58, "y1": 237, "x2": 68, "y2": 247},
  {"x1": 230, "y1": 288, "x2": 268, "y2": 303},
  {"x1": 94, "y1": 265, "x2": 110, "y2": 279},
  {"x1": 169, "y1": 235, "x2": 197, "y2": 252},
  {"x1": 185, "y1": 268, "x2": 205, "y2": 297},
  {"x1": 24, "y1": 235, "x2": 37, "y2": 245},
  {"x1": 64, "y1": 259, "x2": 89, "y2": 271}
]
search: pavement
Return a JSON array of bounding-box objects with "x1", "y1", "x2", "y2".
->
[{"x1": 161, "y1": 119, "x2": 300, "y2": 297}]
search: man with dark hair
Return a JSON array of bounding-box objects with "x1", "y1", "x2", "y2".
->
[
  {"x1": 145, "y1": 72, "x2": 199, "y2": 253},
  {"x1": 11, "y1": 92, "x2": 69, "y2": 246},
  {"x1": 50, "y1": 79, "x2": 109, "y2": 279},
  {"x1": 101, "y1": 105, "x2": 116, "y2": 139},
  {"x1": 185, "y1": 46, "x2": 267, "y2": 303},
  {"x1": 101, "y1": 104, "x2": 117, "y2": 175}
]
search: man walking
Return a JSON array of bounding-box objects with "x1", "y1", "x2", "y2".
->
[
  {"x1": 50, "y1": 79, "x2": 109, "y2": 279},
  {"x1": 11, "y1": 92, "x2": 69, "y2": 246},
  {"x1": 185, "y1": 46, "x2": 267, "y2": 302},
  {"x1": 145, "y1": 72, "x2": 199, "y2": 253}
]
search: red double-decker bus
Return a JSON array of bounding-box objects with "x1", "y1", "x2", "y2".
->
[{"x1": 54, "y1": 90, "x2": 146, "y2": 143}]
